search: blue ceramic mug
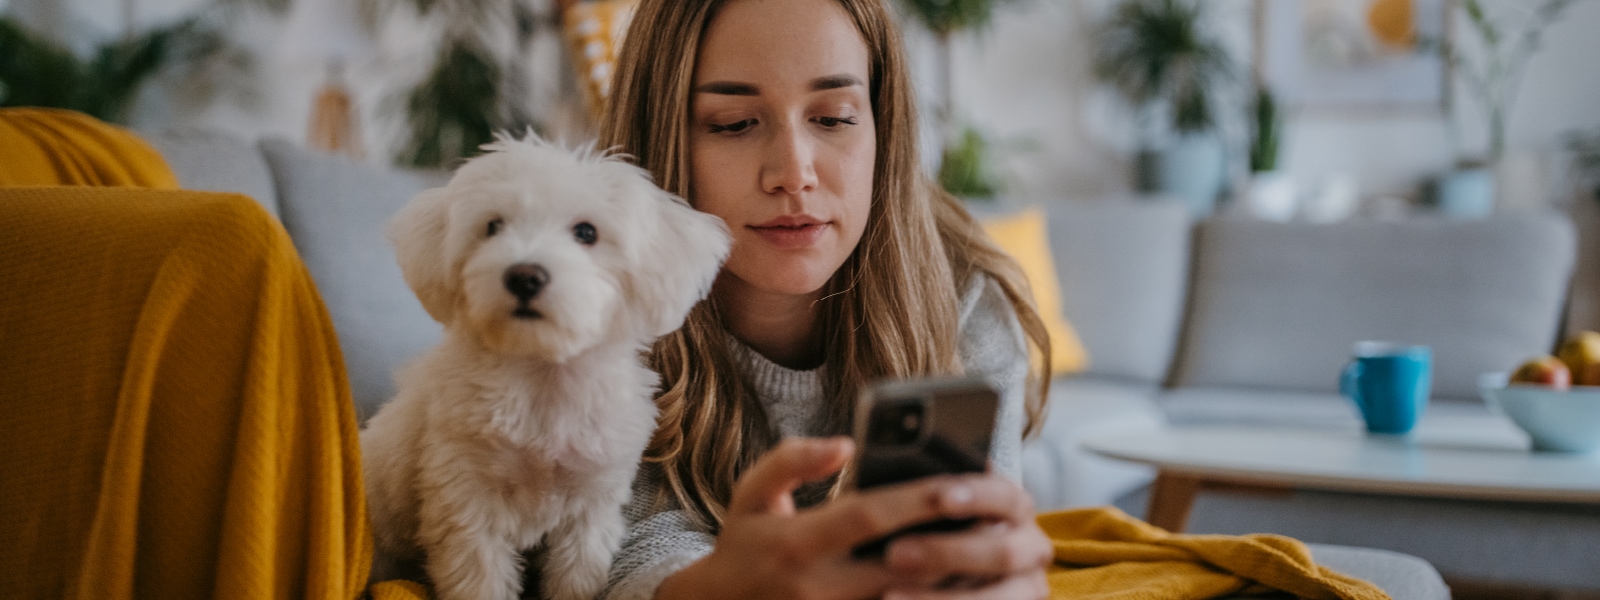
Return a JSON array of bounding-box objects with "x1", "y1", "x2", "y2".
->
[{"x1": 1340, "y1": 342, "x2": 1432, "y2": 434}]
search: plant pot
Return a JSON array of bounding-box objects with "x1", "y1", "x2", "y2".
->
[
  {"x1": 1437, "y1": 166, "x2": 1496, "y2": 219},
  {"x1": 1137, "y1": 133, "x2": 1227, "y2": 218},
  {"x1": 1242, "y1": 170, "x2": 1298, "y2": 221}
]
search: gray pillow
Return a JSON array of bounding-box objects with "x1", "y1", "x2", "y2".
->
[
  {"x1": 142, "y1": 128, "x2": 281, "y2": 219},
  {"x1": 1173, "y1": 213, "x2": 1576, "y2": 399},
  {"x1": 1045, "y1": 199, "x2": 1192, "y2": 384},
  {"x1": 258, "y1": 139, "x2": 443, "y2": 420}
]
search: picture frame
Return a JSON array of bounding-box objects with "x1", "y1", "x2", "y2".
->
[{"x1": 1254, "y1": 0, "x2": 1449, "y2": 113}]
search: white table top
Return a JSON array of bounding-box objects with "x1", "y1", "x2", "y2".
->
[{"x1": 1082, "y1": 413, "x2": 1600, "y2": 504}]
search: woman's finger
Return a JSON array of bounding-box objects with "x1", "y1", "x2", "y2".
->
[
  {"x1": 727, "y1": 437, "x2": 854, "y2": 516},
  {"x1": 885, "y1": 520, "x2": 1054, "y2": 581},
  {"x1": 793, "y1": 472, "x2": 1027, "y2": 553}
]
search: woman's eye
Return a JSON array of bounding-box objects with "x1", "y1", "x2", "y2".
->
[
  {"x1": 708, "y1": 119, "x2": 755, "y2": 134},
  {"x1": 573, "y1": 222, "x2": 598, "y2": 245},
  {"x1": 815, "y1": 116, "x2": 858, "y2": 128},
  {"x1": 486, "y1": 217, "x2": 504, "y2": 237}
]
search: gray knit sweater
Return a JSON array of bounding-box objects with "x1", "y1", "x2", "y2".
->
[{"x1": 599, "y1": 274, "x2": 1030, "y2": 600}]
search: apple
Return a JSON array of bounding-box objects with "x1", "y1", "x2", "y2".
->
[
  {"x1": 1510, "y1": 355, "x2": 1572, "y2": 389},
  {"x1": 1557, "y1": 331, "x2": 1600, "y2": 386}
]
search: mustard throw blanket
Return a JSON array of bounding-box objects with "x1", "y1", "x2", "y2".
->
[
  {"x1": 0, "y1": 107, "x2": 180, "y2": 188},
  {"x1": 1041, "y1": 507, "x2": 1390, "y2": 600},
  {"x1": 0, "y1": 187, "x2": 370, "y2": 599}
]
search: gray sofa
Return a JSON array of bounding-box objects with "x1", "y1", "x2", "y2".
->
[
  {"x1": 1015, "y1": 198, "x2": 1600, "y2": 592},
  {"x1": 144, "y1": 130, "x2": 1484, "y2": 598}
]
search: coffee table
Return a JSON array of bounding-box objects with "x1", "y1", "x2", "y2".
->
[{"x1": 1081, "y1": 412, "x2": 1600, "y2": 533}]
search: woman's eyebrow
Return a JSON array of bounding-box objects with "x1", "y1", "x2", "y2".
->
[
  {"x1": 692, "y1": 75, "x2": 862, "y2": 96},
  {"x1": 694, "y1": 81, "x2": 759, "y2": 96},
  {"x1": 810, "y1": 74, "x2": 862, "y2": 91}
]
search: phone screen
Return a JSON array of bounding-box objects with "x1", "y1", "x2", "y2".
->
[{"x1": 849, "y1": 376, "x2": 999, "y2": 557}]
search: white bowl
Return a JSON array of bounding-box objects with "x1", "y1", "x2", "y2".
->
[{"x1": 1480, "y1": 374, "x2": 1600, "y2": 453}]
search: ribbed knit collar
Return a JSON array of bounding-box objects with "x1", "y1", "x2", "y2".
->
[{"x1": 722, "y1": 330, "x2": 828, "y2": 439}]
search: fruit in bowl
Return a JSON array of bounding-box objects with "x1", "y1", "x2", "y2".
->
[
  {"x1": 1558, "y1": 331, "x2": 1600, "y2": 386},
  {"x1": 1485, "y1": 332, "x2": 1600, "y2": 453},
  {"x1": 1509, "y1": 355, "x2": 1571, "y2": 389},
  {"x1": 1480, "y1": 383, "x2": 1600, "y2": 453}
]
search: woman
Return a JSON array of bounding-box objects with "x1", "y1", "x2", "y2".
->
[{"x1": 597, "y1": 0, "x2": 1055, "y2": 598}]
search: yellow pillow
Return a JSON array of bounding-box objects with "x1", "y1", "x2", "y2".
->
[{"x1": 979, "y1": 206, "x2": 1089, "y2": 375}]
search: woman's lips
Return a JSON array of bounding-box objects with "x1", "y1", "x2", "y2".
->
[{"x1": 748, "y1": 220, "x2": 829, "y2": 249}]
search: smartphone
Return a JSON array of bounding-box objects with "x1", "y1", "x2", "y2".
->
[{"x1": 847, "y1": 375, "x2": 999, "y2": 557}]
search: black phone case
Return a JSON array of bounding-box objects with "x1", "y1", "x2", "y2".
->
[{"x1": 849, "y1": 376, "x2": 999, "y2": 557}]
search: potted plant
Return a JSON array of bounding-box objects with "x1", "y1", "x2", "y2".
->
[
  {"x1": 360, "y1": 0, "x2": 543, "y2": 169},
  {"x1": 937, "y1": 125, "x2": 1000, "y2": 200},
  {"x1": 1435, "y1": 0, "x2": 1583, "y2": 217},
  {"x1": 0, "y1": 12, "x2": 244, "y2": 124},
  {"x1": 897, "y1": 0, "x2": 1015, "y2": 199},
  {"x1": 1242, "y1": 84, "x2": 1296, "y2": 220},
  {"x1": 1094, "y1": 0, "x2": 1236, "y2": 217}
]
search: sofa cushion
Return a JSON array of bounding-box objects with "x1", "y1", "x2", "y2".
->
[
  {"x1": 143, "y1": 128, "x2": 281, "y2": 219},
  {"x1": 1172, "y1": 214, "x2": 1576, "y2": 399},
  {"x1": 1022, "y1": 376, "x2": 1163, "y2": 510},
  {"x1": 259, "y1": 139, "x2": 443, "y2": 419},
  {"x1": 1045, "y1": 200, "x2": 1191, "y2": 384}
]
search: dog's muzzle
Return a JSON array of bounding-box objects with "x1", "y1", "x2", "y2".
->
[{"x1": 504, "y1": 263, "x2": 549, "y2": 319}]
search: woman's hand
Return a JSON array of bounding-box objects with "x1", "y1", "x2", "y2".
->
[
  {"x1": 880, "y1": 473, "x2": 1052, "y2": 600},
  {"x1": 654, "y1": 437, "x2": 1052, "y2": 600}
]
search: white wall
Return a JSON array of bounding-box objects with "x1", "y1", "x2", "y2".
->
[{"x1": 947, "y1": 0, "x2": 1600, "y2": 209}]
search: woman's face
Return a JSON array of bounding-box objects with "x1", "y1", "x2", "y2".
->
[{"x1": 689, "y1": 0, "x2": 876, "y2": 298}]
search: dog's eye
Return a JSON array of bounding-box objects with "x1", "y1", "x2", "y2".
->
[
  {"x1": 573, "y1": 222, "x2": 598, "y2": 246},
  {"x1": 486, "y1": 217, "x2": 504, "y2": 237}
]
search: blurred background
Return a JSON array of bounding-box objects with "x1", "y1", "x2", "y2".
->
[{"x1": 3, "y1": 0, "x2": 1597, "y2": 216}]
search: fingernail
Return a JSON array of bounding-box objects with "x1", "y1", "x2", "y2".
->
[
  {"x1": 942, "y1": 484, "x2": 974, "y2": 507},
  {"x1": 888, "y1": 542, "x2": 924, "y2": 569}
]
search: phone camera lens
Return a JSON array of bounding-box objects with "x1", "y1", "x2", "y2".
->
[{"x1": 868, "y1": 401, "x2": 925, "y2": 446}]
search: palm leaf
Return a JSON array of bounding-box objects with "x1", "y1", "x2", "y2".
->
[
  {"x1": 0, "y1": 17, "x2": 85, "y2": 108},
  {"x1": 396, "y1": 41, "x2": 505, "y2": 168},
  {"x1": 1094, "y1": 0, "x2": 1233, "y2": 134}
]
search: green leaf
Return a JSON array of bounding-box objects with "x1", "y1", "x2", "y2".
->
[
  {"x1": 938, "y1": 126, "x2": 999, "y2": 199},
  {"x1": 898, "y1": 0, "x2": 1006, "y2": 35},
  {"x1": 0, "y1": 17, "x2": 86, "y2": 110},
  {"x1": 1093, "y1": 0, "x2": 1234, "y2": 135},
  {"x1": 1249, "y1": 86, "x2": 1281, "y2": 172},
  {"x1": 396, "y1": 41, "x2": 509, "y2": 168}
]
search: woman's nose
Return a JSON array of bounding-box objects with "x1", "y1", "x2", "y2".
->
[{"x1": 760, "y1": 124, "x2": 818, "y2": 196}]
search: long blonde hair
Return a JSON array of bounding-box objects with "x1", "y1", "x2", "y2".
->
[{"x1": 599, "y1": 0, "x2": 1051, "y2": 529}]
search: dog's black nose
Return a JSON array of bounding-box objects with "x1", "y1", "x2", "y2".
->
[{"x1": 504, "y1": 263, "x2": 550, "y2": 301}]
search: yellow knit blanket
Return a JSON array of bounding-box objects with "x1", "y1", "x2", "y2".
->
[
  {"x1": 0, "y1": 107, "x2": 179, "y2": 188},
  {"x1": 1042, "y1": 507, "x2": 1390, "y2": 600},
  {"x1": 0, "y1": 187, "x2": 369, "y2": 599},
  {"x1": 369, "y1": 507, "x2": 1391, "y2": 599}
]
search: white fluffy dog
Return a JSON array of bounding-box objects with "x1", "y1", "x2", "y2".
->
[{"x1": 362, "y1": 134, "x2": 729, "y2": 600}]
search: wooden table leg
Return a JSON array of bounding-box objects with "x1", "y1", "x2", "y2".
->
[{"x1": 1146, "y1": 471, "x2": 1202, "y2": 533}]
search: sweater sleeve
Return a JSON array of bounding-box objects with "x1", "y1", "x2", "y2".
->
[
  {"x1": 599, "y1": 465, "x2": 715, "y2": 600},
  {"x1": 956, "y1": 273, "x2": 1030, "y2": 482}
]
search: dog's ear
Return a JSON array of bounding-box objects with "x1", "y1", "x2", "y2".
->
[
  {"x1": 622, "y1": 181, "x2": 731, "y2": 338},
  {"x1": 386, "y1": 187, "x2": 459, "y2": 324}
]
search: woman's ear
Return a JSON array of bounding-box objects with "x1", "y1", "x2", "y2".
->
[
  {"x1": 386, "y1": 187, "x2": 460, "y2": 325},
  {"x1": 623, "y1": 180, "x2": 732, "y2": 338}
]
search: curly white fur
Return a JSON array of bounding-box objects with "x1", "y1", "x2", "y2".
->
[{"x1": 362, "y1": 133, "x2": 729, "y2": 600}]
